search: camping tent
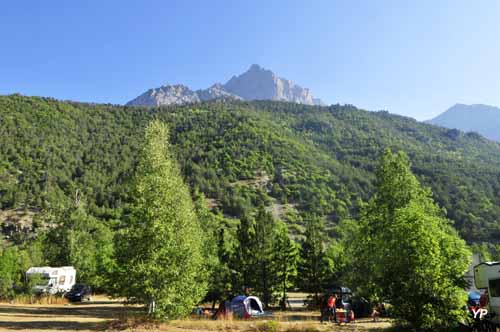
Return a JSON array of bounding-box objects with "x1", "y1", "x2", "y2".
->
[{"x1": 229, "y1": 295, "x2": 264, "y2": 318}]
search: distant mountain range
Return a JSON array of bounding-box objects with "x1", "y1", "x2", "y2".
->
[
  {"x1": 126, "y1": 64, "x2": 325, "y2": 106},
  {"x1": 427, "y1": 104, "x2": 500, "y2": 142}
]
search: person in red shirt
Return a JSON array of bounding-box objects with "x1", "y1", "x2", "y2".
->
[
  {"x1": 480, "y1": 290, "x2": 489, "y2": 308},
  {"x1": 327, "y1": 294, "x2": 337, "y2": 323}
]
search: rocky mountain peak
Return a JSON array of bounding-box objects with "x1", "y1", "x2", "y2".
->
[
  {"x1": 127, "y1": 84, "x2": 200, "y2": 106},
  {"x1": 248, "y1": 64, "x2": 264, "y2": 71},
  {"x1": 126, "y1": 65, "x2": 325, "y2": 107},
  {"x1": 196, "y1": 83, "x2": 242, "y2": 101}
]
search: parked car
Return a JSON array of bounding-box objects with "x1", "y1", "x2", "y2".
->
[
  {"x1": 66, "y1": 284, "x2": 92, "y2": 302},
  {"x1": 324, "y1": 286, "x2": 353, "y2": 309},
  {"x1": 351, "y1": 295, "x2": 371, "y2": 318}
]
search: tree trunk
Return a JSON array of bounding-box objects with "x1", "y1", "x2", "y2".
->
[{"x1": 148, "y1": 298, "x2": 156, "y2": 315}]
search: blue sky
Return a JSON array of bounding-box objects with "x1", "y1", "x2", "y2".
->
[{"x1": 1, "y1": 0, "x2": 499, "y2": 120}]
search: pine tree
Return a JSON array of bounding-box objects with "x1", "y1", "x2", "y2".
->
[
  {"x1": 233, "y1": 206, "x2": 280, "y2": 307},
  {"x1": 115, "y1": 120, "x2": 206, "y2": 319},
  {"x1": 273, "y1": 221, "x2": 299, "y2": 308},
  {"x1": 299, "y1": 215, "x2": 327, "y2": 303},
  {"x1": 253, "y1": 206, "x2": 277, "y2": 308},
  {"x1": 193, "y1": 191, "x2": 233, "y2": 307},
  {"x1": 234, "y1": 214, "x2": 257, "y2": 291}
]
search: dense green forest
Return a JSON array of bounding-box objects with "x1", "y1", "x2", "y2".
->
[{"x1": 1, "y1": 94, "x2": 500, "y2": 243}]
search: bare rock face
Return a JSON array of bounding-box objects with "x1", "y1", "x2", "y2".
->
[
  {"x1": 196, "y1": 83, "x2": 242, "y2": 101},
  {"x1": 126, "y1": 65, "x2": 325, "y2": 106},
  {"x1": 223, "y1": 64, "x2": 316, "y2": 105},
  {"x1": 126, "y1": 84, "x2": 200, "y2": 106}
]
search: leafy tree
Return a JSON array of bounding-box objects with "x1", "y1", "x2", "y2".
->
[
  {"x1": 16, "y1": 237, "x2": 46, "y2": 295},
  {"x1": 0, "y1": 235, "x2": 47, "y2": 299},
  {"x1": 345, "y1": 149, "x2": 471, "y2": 330},
  {"x1": 22, "y1": 235, "x2": 46, "y2": 269},
  {"x1": 44, "y1": 203, "x2": 115, "y2": 290},
  {"x1": 0, "y1": 246, "x2": 20, "y2": 299},
  {"x1": 322, "y1": 240, "x2": 345, "y2": 288},
  {"x1": 273, "y1": 221, "x2": 299, "y2": 307},
  {"x1": 23, "y1": 272, "x2": 45, "y2": 294},
  {"x1": 115, "y1": 120, "x2": 206, "y2": 319},
  {"x1": 470, "y1": 242, "x2": 500, "y2": 261}
]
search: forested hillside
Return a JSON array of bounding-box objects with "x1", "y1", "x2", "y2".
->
[{"x1": 1, "y1": 94, "x2": 500, "y2": 243}]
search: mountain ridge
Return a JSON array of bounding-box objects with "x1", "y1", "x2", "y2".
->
[
  {"x1": 427, "y1": 103, "x2": 500, "y2": 142},
  {"x1": 126, "y1": 64, "x2": 325, "y2": 106}
]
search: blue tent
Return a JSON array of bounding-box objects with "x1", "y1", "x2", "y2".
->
[
  {"x1": 468, "y1": 290, "x2": 481, "y2": 306},
  {"x1": 229, "y1": 295, "x2": 264, "y2": 318}
]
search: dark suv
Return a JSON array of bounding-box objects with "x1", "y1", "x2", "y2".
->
[{"x1": 66, "y1": 284, "x2": 92, "y2": 302}]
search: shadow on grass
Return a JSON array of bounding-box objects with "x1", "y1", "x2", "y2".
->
[
  {"x1": 279, "y1": 314, "x2": 320, "y2": 321},
  {"x1": 0, "y1": 304, "x2": 141, "y2": 320},
  {"x1": 0, "y1": 321, "x2": 108, "y2": 331}
]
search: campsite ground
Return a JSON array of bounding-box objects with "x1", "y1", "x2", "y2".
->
[{"x1": 0, "y1": 295, "x2": 393, "y2": 332}]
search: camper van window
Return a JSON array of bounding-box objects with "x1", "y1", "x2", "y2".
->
[
  {"x1": 488, "y1": 278, "x2": 500, "y2": 297},
  {"x1": 59, "y1": 276, "x2": 66, "y2": 284}
]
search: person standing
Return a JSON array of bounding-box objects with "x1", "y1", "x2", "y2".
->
[
  {"x1": 480, "y1": 289, "x2": 489, "y2": 308},
  {"x1": 371, "y1": 303, "x2": 381, "y2": 322},
  {"x1": 327, "y1": 294, "x2": 337, "y2": 323}
]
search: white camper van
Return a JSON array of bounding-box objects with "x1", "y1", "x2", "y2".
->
[
  {"x1": 474, "y1": 262, "x2": 500, "y2": 326},
  {"x1": 26, "y1": 266, "x2": 76, "y2": 294}
]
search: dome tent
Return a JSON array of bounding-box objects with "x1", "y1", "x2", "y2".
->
[{"x1": 229, "y1": 295, "x2": 265, "y2": 318}]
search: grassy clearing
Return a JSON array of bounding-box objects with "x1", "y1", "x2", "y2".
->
[
  {"x1": 0, "y1": 300, "x2": 394, "y2": 332},
  {"x1": 135, "y1": 318, "x2": 393, "y2": 332},
  {"x1": 114, "y1": 311, "x2": 394, "y2": 332}
]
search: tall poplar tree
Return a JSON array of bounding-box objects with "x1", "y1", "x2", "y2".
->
[{"x1": 115, "y1": 120, "x2": 206, "y2": 319}]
